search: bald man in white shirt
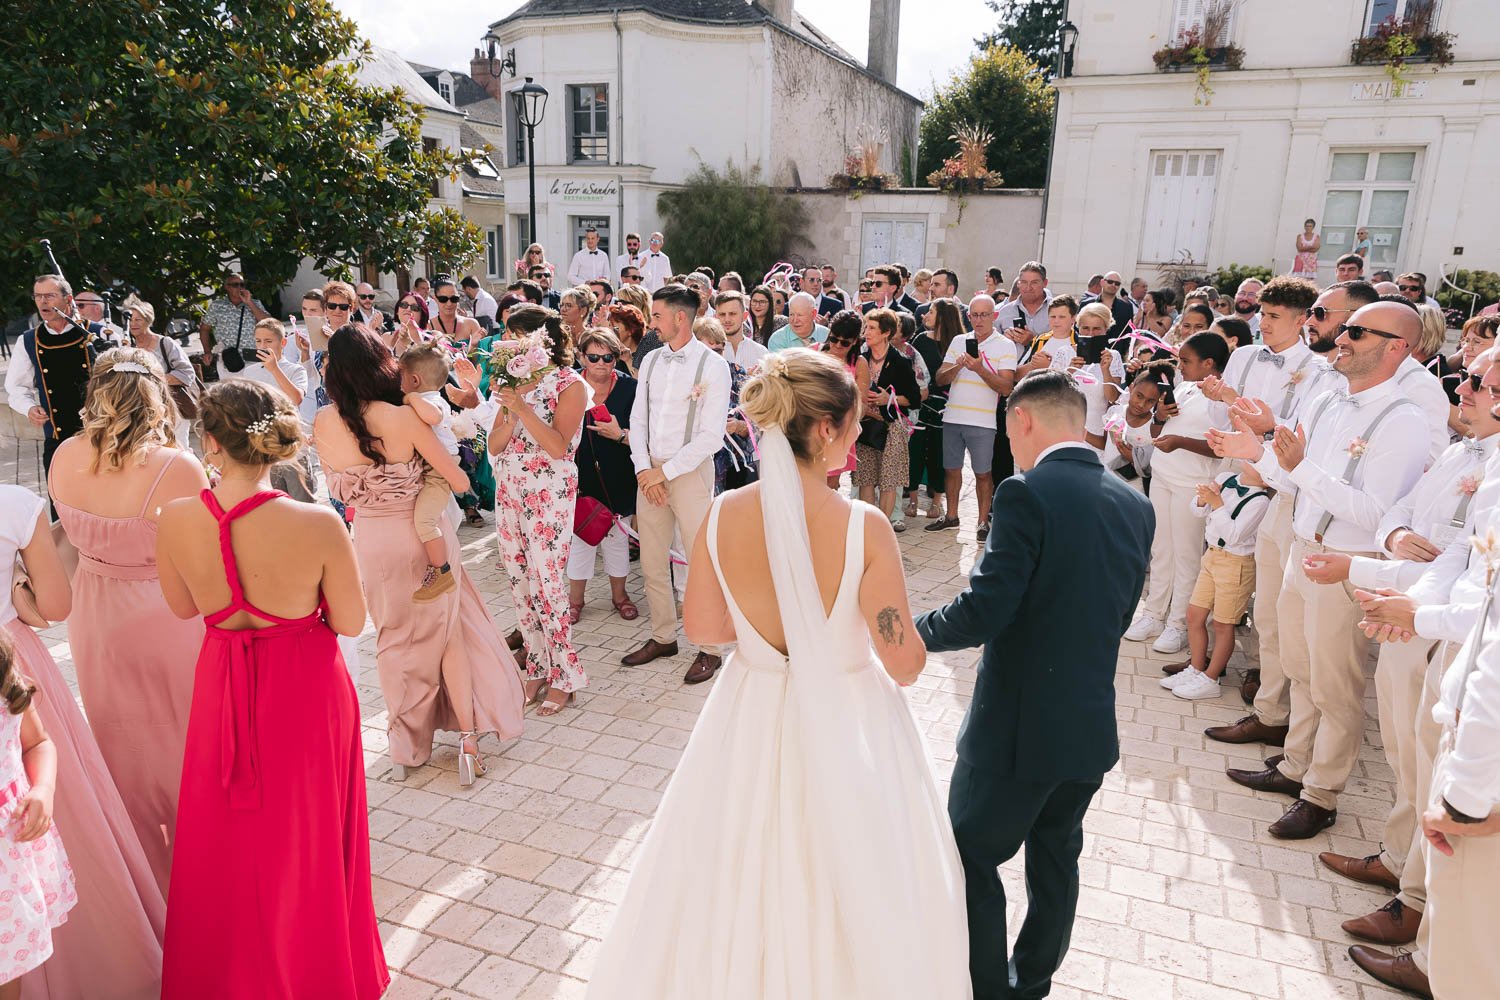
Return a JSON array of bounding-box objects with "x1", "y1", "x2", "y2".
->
[
  {"x1": 637, "y1": 232, "x2": 673, "y2": 292},
  {"x1": 1214, "y1": 298, "x2": 1430, "y2": 840}
]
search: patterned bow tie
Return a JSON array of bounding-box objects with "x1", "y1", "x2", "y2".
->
[
  {"x1": 1464, "y1": 438, "x2": 1484, "y2": 456},
  {"x1": 1256, "y1": 350, "x2": 1285, "y2": 369},
  {"x1": 1331, "y1": 388, "x2": 1361, "y2": 409},
  {"x1": 661, "y1": 350, "x2": 687, "y2": 364}
]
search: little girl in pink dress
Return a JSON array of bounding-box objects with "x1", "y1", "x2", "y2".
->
[{"x1": 0, "y1": 632, "x2": 76, "y2": 993}]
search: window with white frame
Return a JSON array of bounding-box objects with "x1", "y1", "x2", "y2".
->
[
  {"x1": 1364, "y1": 0, "x2": 1438, "y2": 35},
  {"x1": 567, "y1": 85, "x2": 609, "y2": 163},
  {"x1": 1319, "y1": 150, "x2": 1419, "y2": 267},
  {"x1": 1170, "y1": 0, "x2": 1238, "y2": 44},
  {"x1": 485, "y1": 225, "x2": 504, "y2": 278},
  {"x1": 1138, "y1": 149, "x2": 1221, "y2": 265},
  {"x1": 438, "y1": 81, "x2": 452, "y2": 104}
]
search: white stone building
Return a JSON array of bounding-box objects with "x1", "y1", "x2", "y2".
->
[
  {"x1": 470, "y1": 0, "x2": 921, "y2": 274},
  {"x1": 1042, "y1": 0, "x2": 1500, "y2": 292}
]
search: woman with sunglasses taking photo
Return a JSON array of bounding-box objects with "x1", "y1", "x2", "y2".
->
[
  {"x1": 428, "y1": 278, "x2": 483, "y2": 354},
  {"x1": 821, "y1": 311, "x2": 868, "y2": 491},
  {"x1": 568, "y1": 328, "x2": 640, "y2": 624}
]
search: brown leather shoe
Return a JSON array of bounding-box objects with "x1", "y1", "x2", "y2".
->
[
  {"x1": 1348, "y1": 945, "x2": 1432, "y2": 998},
  {"x1": 1161, "y1": 661, "x2": 1191, "y2": 676},
  {"x1": 1264, "y1": 753, "x2": 1285, "y2": 769},
  {"x1": 621, "y1": 639, "x2": 679, "y2": 667},
  {"x1": 1240, "y1": 668, "x2": 1261, "y2": 705},
  {"x1": 1320, "y1": 851, "x2": 1401, "y2": 892},
  {"x1": 683, "y1": 651, "x2": 722, "y2": 685},
  {"x1": 1269, "y1": 799, "x2": 1337, "y2": 839},
  {"x1": 506, "y1": 628, "x2": 525, "y2": 652},
  {"x1": 1204, "y1": 714, "x2": 1289, "y2": 746},
  {"x1": 1343, "y1": 898, "x2": 1421, "y2": 945},
  {"x1": 1225, "y1": 766, "x2": 1303, "y2": 798}
]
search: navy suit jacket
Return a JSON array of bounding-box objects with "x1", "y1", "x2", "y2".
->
[{"x1": 915, "y1": 446, "x2": 1154, "y2": 781}]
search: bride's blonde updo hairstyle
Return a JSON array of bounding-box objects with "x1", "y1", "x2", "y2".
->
[
  {"x1": 83, "y1": 347, "x2": 178, "y2": 473},
  {"x1": 739, "y1": 350, "x2": 860, "y2": 463},
  {"x1": 200, "y1": 379, "x2": 304, "y2": 468}
]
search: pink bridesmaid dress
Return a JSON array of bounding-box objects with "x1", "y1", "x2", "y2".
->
[
  {"x1": 53, "y1": 451, "x2": 201, "y2": 895},
  {"x1": 0, "y1": 484, "x2": 164, "y2": 1000}
]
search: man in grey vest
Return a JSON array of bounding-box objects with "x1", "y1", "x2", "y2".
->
[
  {"x1": 623, "y1": 284, "x2": 732, "y2": 683},
  {"x1": 1211, "y1": 297, "x2": 1430, "y2": 839}
]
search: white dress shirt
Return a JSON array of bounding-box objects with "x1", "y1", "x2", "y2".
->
[
  {"x1": 469, "y1": 287, "x2": 499, "y2": 324},
  {"x1": 628, "y1": 336, "x2": 733, "y2": 482},
  {"x1": 638, "y1": 250, "x2": 673, "y2": 292},
  {"x1": 614, "y1": 251, "x2": 642, "y2": 278},
  {"x1": 1267, "y1": 378, "x2": 1429, "y2": 551},
  {"x1": 1409, "y1": 448, "x2": 1500, "y2": 644},
  {"x1": 568, "y1": 247, "x2": 611, "y2": 286},
  {"x1": 1350, "y1": 434, "x2": 1498, "y2": 592},
  {"x1": 725, "y1": 335, "x2": 768, "y2": 371},
  {"x1": 1398, "y1": 354, "x2": 1456, "y2": 465},
  {"x1": 1432, "y1": 583, "x2": 1500, "y2": 818},
  {"x1": 1146, "y1": 380, "x2": 1228, "y2": 487},
  {"x1": 5, "y1": 320, "x2": 93, "y2": 417},
  {"x1": 1220, "y1": 341, "x2": 1319, "y2": 423},
  {"x1": 1192, "y1": 470, "x2": 1272, "y2": 557}
]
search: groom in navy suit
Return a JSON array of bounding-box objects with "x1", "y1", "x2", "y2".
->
[{"x1": 917, "y1": 370, "x2": 1154, "y2": 999}]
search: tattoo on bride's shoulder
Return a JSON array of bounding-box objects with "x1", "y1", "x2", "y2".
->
[{"x1": 877, "y1": 606, "x2": 904, "y2": 646}]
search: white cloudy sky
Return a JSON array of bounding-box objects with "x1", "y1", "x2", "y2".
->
[{"x1": 330, "y1": 0, "x2": 994, "y2": 98}]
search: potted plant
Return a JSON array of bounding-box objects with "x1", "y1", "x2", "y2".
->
[
  {"x1": 1349, "y1": 0, "x2": 1455, "y2": 93},
  {"x1": 1152, "y1": 1, "x2": 1244, "y2": 105},
  {"x1": 829, "y1": 124, "x2": 898, "y2": 193},
  {"x1": 925, "y1": 123, "x2": 1004, "y2": 194}
]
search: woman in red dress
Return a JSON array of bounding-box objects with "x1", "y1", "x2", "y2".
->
[{"x1": 155, "y1": 379, "x2": 387, "y2": 999}]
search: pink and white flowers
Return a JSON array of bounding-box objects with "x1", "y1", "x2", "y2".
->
[
  {"x1": 1459, "y1": 473, "x2": 1483, "y2": 498},
  {"x1": 1346, "y1": 437, "x2": 1368, "y2": 459}
]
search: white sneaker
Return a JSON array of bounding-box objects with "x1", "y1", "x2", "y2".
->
[
  {"x1": 1159, "y1": 668, "x2": 1195, "y2": 691},
  {"x1": 1125, "y1": 615, "x2": 1164, "y2": 642},
  {"x1": 1152, "y1": 626, "x2": 1187, "y2": 654},
  {"x1": 1172, "y1": 668, "x2": 1221, "y2": 700}
]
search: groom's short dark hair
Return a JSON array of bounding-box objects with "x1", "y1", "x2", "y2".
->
[
  {"x1": 653, "y1": 282, "x2": 700, "y2": 319},
  {"x1": 1008, "y1": 370, "x2": 1085, "y2": 427}
]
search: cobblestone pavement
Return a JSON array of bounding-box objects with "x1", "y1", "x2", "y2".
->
[{"x1": 1, "y1": 417, "x2": 1410, "y2": 999}]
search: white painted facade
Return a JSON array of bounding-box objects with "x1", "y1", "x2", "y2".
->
[
  {"x1": 485, "y1": 7, "x2": 919, "y2": 280},
  {"x1": 1043, "y1": 0, "x2": 1500, "y2": 292}
]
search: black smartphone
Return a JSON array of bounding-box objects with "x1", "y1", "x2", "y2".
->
[
  {"x1": 1157, "y1": 379, "x2": 1176, "y2": 407},
  {"x1": 1079, "y1": 335, "x2": 1107, "y2": 366},
  {"x1": 1012, "y1": 315, "x2": 1027, "y2": 329},
  {"x1": 965, "y1": 338, "x2": 980, "y2": 358}
]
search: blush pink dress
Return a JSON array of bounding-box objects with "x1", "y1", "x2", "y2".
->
[
  {"x1": 53, "y1": 451, "x2": 201, "y2": 895},
  {"x1": 326, "y1": 459, "x2": 525, "y2": 767},
  {"x1": 0, "y1": 485, "x2": 164, "y2": 1000},
  {"x1": 162, "y1": 490, "x2": 388, "y2": 999}
]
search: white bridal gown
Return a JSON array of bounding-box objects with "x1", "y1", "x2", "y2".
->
[{"x1": 586, "y1": 429, "x2": 971, "y2": 1000}]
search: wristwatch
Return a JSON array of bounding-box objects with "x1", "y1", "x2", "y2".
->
[{"x1": 1443, "y1": 796, "x2": 1487, "y2": 824}]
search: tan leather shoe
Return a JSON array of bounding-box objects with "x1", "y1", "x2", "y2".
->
[
  {"x1": 1204, "y1": 714, "x2": 1289, "y2": 746},
  {"x1": 1319, "y1": 852, "x2": 1401, "y2": 892},
  {"x1": 1269, "y1": 799, "x2": 1337, "y2": 839},
  {"x1": 1225, "y1": 766, "x2": 1302, "y2": 798},
  {"x1": 1348, "y1": 946, "x2": 1431, "y2": 998},
  {"x1": 621, "y1": 639, "x2": 679, "y2": 667},
  {"x1": 1342, "y1": 899, "x2": 1421, "y2": 945},
  {"x1": 683, "y1": 652, "x2": 722, "y2": 685}
]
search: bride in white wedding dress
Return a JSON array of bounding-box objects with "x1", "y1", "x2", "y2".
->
[{"x1": 586, "y1": 349, "x2": 971, "y2": 999}]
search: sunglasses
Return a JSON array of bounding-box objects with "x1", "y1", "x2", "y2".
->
[
  {"x1": 826, "y1": 335, "x2": 858, "y2": 346},
  {"x1": 583, "y1": 352, "x2": 617, "y2": 364},
  {"x1": 434, "y1": 295, "x2": 462, "y2": 304},
  {"x1": 1340, "y1": 323, "x2": 1404, "y2": 342},
  {"x1": 1398, "y1": 285, "x2": 1423, "y2": 293},
  {"x1": 1103, "y1": 280, "x2": 1121, "y2": 286},
  {"x1": 326, "y1": 302, "x2": 352, "y2": 311},
  {"x1": 1306, "y1": 305, "x2": 1354, "y2": 322},
  {"x1": 358, "y1": 293, "x2": 376, "y2": 301},
  {"x1": 225, "y1": 281, "x2": 246, "y2": 289},
  {"x1": 397, "y1": 301, "x2": 419, "y2": 310}
]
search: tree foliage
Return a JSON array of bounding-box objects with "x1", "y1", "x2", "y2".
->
[
  {"x1": 978, "y1": 0, "x2": 1065, "y2": 77},
  {"x1": 657, "y1": 162, "x2": 808, "y2": 282},
  {"x1": 1204, "y1": 263, "x2": 1275, "y2": 293},
  {"x1": 0, "y1": 0, "x2": 483, "y2": 316},
  {"x1": 917, "y1": 46, "x2": 1055, "y2": 190}
]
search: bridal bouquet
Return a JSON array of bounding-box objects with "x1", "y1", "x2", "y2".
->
[{"x1": 476, "y1": 336, "x2": 555, "y2": 392}]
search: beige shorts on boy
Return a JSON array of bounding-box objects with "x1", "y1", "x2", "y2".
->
[
  {"x1": 413, "y1": 468, "x2": 451, "y2": 544},
  {"x1": 1189, "y1": 545, "x2": 1255, "y2": 625}
]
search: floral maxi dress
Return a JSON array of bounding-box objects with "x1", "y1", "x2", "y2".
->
[{"x1": 494, "y1": 367, "x2": 588, "y2": 693}]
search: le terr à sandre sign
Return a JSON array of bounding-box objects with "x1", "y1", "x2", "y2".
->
[{"x1": 550, "y1": 178, "x2": 620, "y2": 204}]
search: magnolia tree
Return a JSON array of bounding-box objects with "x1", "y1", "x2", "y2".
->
[{"x1": 0, "y1": 0, "x2": 482, "y2": 316}]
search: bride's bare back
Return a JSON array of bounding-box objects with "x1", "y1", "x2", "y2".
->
[{"x1": 683, "y1": 484, "x2": 926, "y2": 684}]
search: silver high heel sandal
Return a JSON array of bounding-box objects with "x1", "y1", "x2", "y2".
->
[
  {"x1": 390, "y1": 762, "x2": 407, "y2": 782},
  {"x1": 458, "y1": 732, "x2": 487, "y2": 787}
]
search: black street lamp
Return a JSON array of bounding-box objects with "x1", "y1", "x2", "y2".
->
[
  {"x1": 511, "y1": 76, "x2": 549, "y2": 249},
  {"x1": 1059, "y1": 20, "x2": 1080, "y2": 79}
]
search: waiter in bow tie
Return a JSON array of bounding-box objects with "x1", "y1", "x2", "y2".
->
[
  {"x1": 567, "y1": 226, "x2": 612, "y2": 286},
  {"x1": 638, "y1": 232, "x2": 673, "y2": 292}
]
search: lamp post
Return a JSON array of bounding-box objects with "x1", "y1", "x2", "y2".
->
[
  {"x1": 511, "y1": 76, "x2": 549, "y2": 249},
  {"x1": 1059, "y1": 20, "x2": 1080, "y2": 79}
]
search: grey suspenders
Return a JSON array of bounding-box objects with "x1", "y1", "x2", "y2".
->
[
  {"x1": 1306, "y1": 394, "x2": 1420, "y2": 542},
  {"x1": 639, "y1": 348, "x2": 712, "y2": 463},
  {"x1": 1233, "y1": 350, "x2": 1315, "y2": 420}
]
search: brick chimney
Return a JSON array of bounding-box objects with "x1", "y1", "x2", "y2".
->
[
  {"x1": 867, "y1": 0, "x2": 899, "y2": 85},
  {"x1": 470, "y1": 47, "x2": 502, "y2": 99}
]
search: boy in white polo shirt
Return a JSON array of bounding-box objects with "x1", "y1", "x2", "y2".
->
[{"x1": 927, "y1": 294, "x2": 1017, "y2": 541}]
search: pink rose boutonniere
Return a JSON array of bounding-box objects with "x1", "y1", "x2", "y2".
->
[
  {"x1": 1458, "y1": 473, "x2": 1482, "y2": 498},
  {"x1": 1346, "y1": 437, "x2": 1368, "y2": 459},
  {"x1": 686, "y1": 383, "x2": 706, "y2": 403},
  {"x1": 1287, "y1": 368, "x2": 1308, "y2": 386}
]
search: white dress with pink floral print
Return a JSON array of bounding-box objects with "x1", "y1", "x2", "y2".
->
[
  {"x1": 494, "y1": 367, "x2": 590, "y2": 693},
  {"x1": 0, "y1": 705, "x2": 76, "y2": 983}
]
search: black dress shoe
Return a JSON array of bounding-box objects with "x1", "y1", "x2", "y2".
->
[
  {"x1": 924, "y1": 516, "x2": 960, "y2": 533},
  {"x1": 1269, "y1": 799, "x2": 1337, "y2": 839},
  {"x1": 621, "y1": 639, "x2": 679, "y2": 667},
  {"x1": 1264, "y1": 753, "x2": 1285, "y2": 769},
  {"x1": 1225, "y1": 766, "x2": 1302, "y2": 798},
  {"x1": 683, "y1": 651, "x2": 722, "y2": 685},
  {"x1": 506, "y1": 628, "x2": 525, "y2": 652},
  {"x1": 1204, "y1": 714, "x2": 1289, "y2": 745},
  {"x1": 1240, "y1": 667, "x2": 1261, "y2": 705}
]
